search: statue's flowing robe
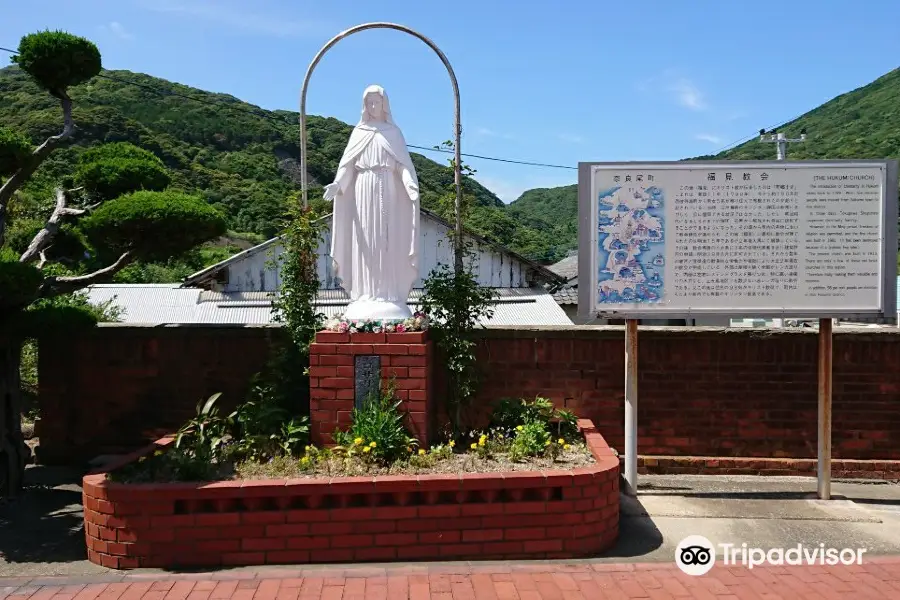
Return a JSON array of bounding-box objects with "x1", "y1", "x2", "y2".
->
[{"x1": 330, "y1": 121, "x2": 420, "y2": 304}]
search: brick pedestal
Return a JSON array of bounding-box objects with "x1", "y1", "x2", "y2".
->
[{"x1": 309, "y1": 331, "x2": 433, "y2": 447}]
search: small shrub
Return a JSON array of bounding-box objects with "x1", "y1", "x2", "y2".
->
[
  {"x1": 0, "y1": 126, "x2": 32, "y2": 176},
  {"x1": 0, "y1": 248, "x2": 42, "y2": 311},
  {"x1": 79, "y1": 190, "x2": 227, "y2": 262},
  {"x1": 490, "y1": 396, "x2": 554, "y2": 430},
  {"x1": 553, "y1": 409, "x2": 580, "y2": 442},
  {"x1": 13, "y1": 30, "x2": 101, "y2": 96},
  {"x1": 333, "y1": 383, "x2": 417, "y2": 464},
  {"x1": 75, "y1": 143, "x2": 171, "y2": 201},
  {"x1": 509, "y1": 421, "x2": 551, "y2": 461},
  {"x1": 174, "y1": 392, "x2": 234, "y2": 462}
]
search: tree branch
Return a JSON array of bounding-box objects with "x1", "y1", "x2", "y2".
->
[
  {"x1": 19, "y1": 188, "x2": 87, "y2": 264},
  {"x1": 0, "y1": 95, "x2": 74, "y2": 246},
  {"x1": 38, "y1": 251, "x2": 132, "y2": 298}
]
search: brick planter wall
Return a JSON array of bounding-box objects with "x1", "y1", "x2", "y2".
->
[
  {"x1": 82, "y1": 420, "x2": 619, "y2": 570},
  {"x1": 309, "y1": 331, "x2": 433, "y2": 446}
]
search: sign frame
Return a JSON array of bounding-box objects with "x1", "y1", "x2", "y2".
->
[{"x1": 577, "y1": 160, "x2": 899, "y2": 320}]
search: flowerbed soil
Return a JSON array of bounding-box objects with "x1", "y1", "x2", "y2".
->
[{"x1": 111, "y1": 445, "x2": 596, "y2": 483}]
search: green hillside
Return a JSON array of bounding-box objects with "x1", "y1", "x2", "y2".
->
[
  {"x1": 1, "y1": 65, "x2": 568, "y2": 277},
  {"x1": 505, "y1": 185, "x2": 577, "y2": 263},
  {"x1": 510, "y1": 67, "x2": 900, "y2": 261}
]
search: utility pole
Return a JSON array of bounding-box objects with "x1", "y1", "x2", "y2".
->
[
  {"x1": 759, "y1": 128, "x2": 807, "y2": 161},
  {"x1": 759, "y1": 127, "x2": 832, "y2": 500}
]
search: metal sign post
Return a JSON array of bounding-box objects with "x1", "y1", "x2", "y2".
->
[
  {"x1": 817, "y1": 318, "x2": 833, "y2": 499},
  {"x1": 624, "y1": 318, "x2": 639, "y2": 496},
  {"x1": 762, "y1": 131, "x2": 832, "y2": 500}
]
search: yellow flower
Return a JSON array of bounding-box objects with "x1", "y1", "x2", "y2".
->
[
  {"x1": 478, "y1": 438, "x2": 486, "y2": 447},
  {"x1": 369, "y1": 441, "x2": 377, "y2": 448},
  {"x1": 470, "y1": 443, "x2": 477, "y2": 450},
  {"x1": 449, "y1": 440, "x2": 455, "y2": 448},
  {"x1": 564, "y1": 444, "x2": 571, "y2": 451},
  {"x1": 354, "y1": 437, "x2": 363, "y2": 446},
  {"x1": 558, "y1": 438, "x2": 565, "y2": 445},
  {"x1": 516, "y1": 425, "x2": 524, "y2": 431},
  {"x1": 363, "y1": 446, "x2": 371, "y2": 453},
  {"x1": 544, "y1": 440, "x2": 551, "y2": 446},
  {"x1": 418, "y1": 449, "x2": 426, "y2": 456},
  {"x1": 300, "y1": 456, "x2": 310, "y2": 465}
]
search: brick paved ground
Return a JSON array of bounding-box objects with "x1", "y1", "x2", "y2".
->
[{"x1": 2, "y1": 558, "x2": 900, "y2": 599}]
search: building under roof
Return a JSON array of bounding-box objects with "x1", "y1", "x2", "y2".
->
[{"x1": 84, "y1": 208, "x2": 572, "y2": 327}]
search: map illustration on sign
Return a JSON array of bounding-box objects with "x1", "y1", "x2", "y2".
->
[{"x1": 596, "y1": 184, "x2": 665, "y2": 304}]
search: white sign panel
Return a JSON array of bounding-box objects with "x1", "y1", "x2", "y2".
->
[{"x1": 577, "y1": 161, "x2": 898, "y2": 319}]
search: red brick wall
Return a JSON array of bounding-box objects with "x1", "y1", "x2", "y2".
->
[
  {"x1": 474, "y1": 327, "x2": 900, "y2": 461},
  {"x1": 82, "y1": 422, "x2": 619, "y2": 569},
  {"x1": 36, "y1": 324, "x2": 289, "y2": 464},
  {"x1": 37, "y1": 324, "x2": 900, "y2": 465}
]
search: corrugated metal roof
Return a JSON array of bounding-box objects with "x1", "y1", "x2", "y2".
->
[{"x1": 83, "y1": 285, "x2": 573, "y2": 326}]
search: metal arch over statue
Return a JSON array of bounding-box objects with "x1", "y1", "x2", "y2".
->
[{"x1": 298, "y1": 22, "x2": 465, "y2": 320}]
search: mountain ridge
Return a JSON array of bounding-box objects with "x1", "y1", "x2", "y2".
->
[{"x1": 1, "y1": 65, "x2": 568, "y2": 263}]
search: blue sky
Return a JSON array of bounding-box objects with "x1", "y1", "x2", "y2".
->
[{"x1": 3, "y1": 0, "x2": 900, "y2": 202}]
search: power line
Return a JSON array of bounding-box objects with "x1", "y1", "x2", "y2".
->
[
  {"x1": 711, "y1": 112, "x2": 808, "y2": 155},
  {"x1": 1, "y1": 45, "x2": 576, "y2": 170}
]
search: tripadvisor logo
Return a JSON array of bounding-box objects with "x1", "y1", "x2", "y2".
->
[
  {"x1": 675, "y1": 535, "x2": 716, "y2": 576},
  {"x1": 675, "y1": 535, "x2": 868, "y2": 575}
]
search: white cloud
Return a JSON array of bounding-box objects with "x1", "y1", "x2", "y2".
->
[
  {"x1": 669, "y1": 78, "x2": 706, "y2": 111},
  {"x1": 103, "y1": 21, "x2": 134, "y2": 40},
  {"x1": 137, "y1": 0, "x2": 325, "y2": 37},
  {"x1": 694, "y1": 133, "x2": 722, "y2": 144},
  {"x1": 556, "y1": 133, "x2": 584, "y2": 144},
  {"x1": 474, "y1": 127, "x2": 516, "y2": 140}
]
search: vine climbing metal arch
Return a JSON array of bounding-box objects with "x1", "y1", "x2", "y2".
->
[{"x1": 299, "y1": 22, "x2": 464, "y2": 270}]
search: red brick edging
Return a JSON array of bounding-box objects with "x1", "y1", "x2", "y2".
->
[{"x1": 82, "y1": 419, "x2": 620, "y2": 570}]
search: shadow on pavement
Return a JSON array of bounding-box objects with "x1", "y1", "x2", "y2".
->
[
  {"x1": 601, "y1": 493, "x2": 664, "y2": 558},
  {"x1": 0, "y1": 465, "x2": 89, "y2": 565}
]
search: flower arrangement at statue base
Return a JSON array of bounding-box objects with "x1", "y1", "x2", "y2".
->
[{"x1": 323, "y1": 311, "x2": 428, "y2": 334}]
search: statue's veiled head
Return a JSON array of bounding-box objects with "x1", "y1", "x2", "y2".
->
[{"x1": 360, "y1": 85, "x2": 393, "y2": 125}]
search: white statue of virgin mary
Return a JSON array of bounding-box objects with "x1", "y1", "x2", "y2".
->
[{"x1": 323, "y1": 85, "x2": 421, "y2": 321}]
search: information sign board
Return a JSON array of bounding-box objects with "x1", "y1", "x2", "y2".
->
[{"x1": 577, "y1": 161, "x2": 898, "y2": 319}]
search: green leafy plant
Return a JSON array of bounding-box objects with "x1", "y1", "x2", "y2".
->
[
  {"x1": 271, "y1": 203, "x2": 325, "y2": 353},
  {"x1": 0, "y1": 127, "x2": 32, "y2": 177},
  {"x1": 75, "y1": 142, "x2": 171, "y2": 201},
  {"x1": 79, "y1": 190, "x2": 227, "y2": 262},
  {"x1": 230, "y1": 387, "x2": 309, "y2": 461},
  {"x1": 420, "y1": 262, "x2": 496, "y2": 434},
  {"x1": 419, "y1": 141, "x2": 498, "y2": 435},
  {"x1": 12, "y1": 30, "x2": 101, "y2": 97},
  {"x1": 174, "y1": 392, "x2": 234, "y2": 460},
  {"x1": 553, "y1": 409, "x2": 580, "y2": 442},
  {"x1": 509, "y1": 421, "x2": 551, "y2": 461},
  {"x1": 334, "y1": 383, "x2": 417, "y2": 464}
]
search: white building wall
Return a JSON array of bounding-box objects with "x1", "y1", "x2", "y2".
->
[{"x1": 222, "y1": 213, "x2": 533, "y2": 293}]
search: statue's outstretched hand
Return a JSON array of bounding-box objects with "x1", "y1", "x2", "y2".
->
[
  {"x1": 323, "y1": 182, "x2": 340, "y2": 201},
  {"x1": 406, "y1": 183, "x2": 420, "y2": 203}
]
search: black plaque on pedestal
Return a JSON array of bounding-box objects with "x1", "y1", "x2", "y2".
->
[{"x1": 354, "y1": 355, "x2": 381, "y2": 410}]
